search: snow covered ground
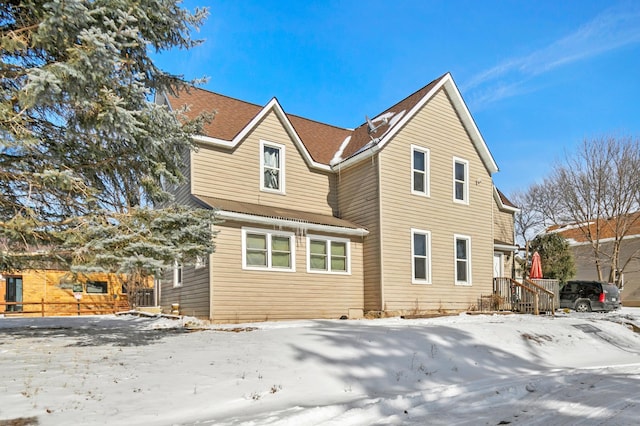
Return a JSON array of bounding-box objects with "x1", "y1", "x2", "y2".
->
[{"x1": 1, "y1": 308, "x2": 639, "y2": 426}]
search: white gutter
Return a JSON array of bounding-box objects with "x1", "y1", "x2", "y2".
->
[
  {"x1": 216, "y1": 210, "x2": 369, "y2": 237},
  {"x1": 193, "y1": 134, "x2": 237, "y2": 148}
]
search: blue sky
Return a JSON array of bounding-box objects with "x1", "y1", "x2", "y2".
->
[{"x1": 155, "y1": 0, "x2": 640, "y2": 195}]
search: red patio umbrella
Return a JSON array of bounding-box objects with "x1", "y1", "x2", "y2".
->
[{"x1": 530, "y1": 251, "x2": 543, "y2": 279}]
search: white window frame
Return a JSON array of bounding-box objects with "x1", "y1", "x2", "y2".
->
[
  {"x1": 260, "y1": 140, "x2": 286, "y2": 194},
  {"x1": 242, "y1": 227, "x2": 295, "y2": 272},
  {"x1": 306, "y1": 235, "x2": 351, "y2": 275},
  {"x1": 411, "y1": 228, "x2": 432, "y2": 284},
  {"x1": 454, "y1": 234, "x2": 472, "y2": 286},
  {"x1": 453, "y1": 157, "x2": 469, "y2": 204},
  {"x1": 173, "y1": 261, "x2": 183, "y2": 288},
  {"x1": 411, "y1": 145, "x2": 430, "y2": 197},
  {"x1": 194, "y1": 255, "x2": 207, "y2": 270}
]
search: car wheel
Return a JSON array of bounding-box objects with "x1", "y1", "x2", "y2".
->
[{"x1": 575, "y1": 301, "x2": 591, "y2": 312}]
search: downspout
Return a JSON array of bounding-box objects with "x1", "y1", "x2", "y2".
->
[
  {"x1": 491, "y1": 186, "x2": 495, "y2": 280},
  {"x1": 208, "y1": 224, "x2": 215, "y2": 322},
  {"x1": 377, "y1": 152, "x2": 385, "y2": 313},
  {"x1": 511, "y1": 216, "x2": 517, "y2": 280}
]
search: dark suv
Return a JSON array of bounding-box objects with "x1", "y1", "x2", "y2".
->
[{"x1": 559, "y1": 280, "x2": 622, "y2": 312}]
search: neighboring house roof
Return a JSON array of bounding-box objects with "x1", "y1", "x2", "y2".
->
[
  {"x1": 195, "y1": 195, "x2": 369, "y2": 237},
  {"x1": 494, "y1": 187, "x2": 519, "y2": 213},
  {"x1": 163, "y1": 73, "x2": 498, "y2": 174},
  {"x1": 549, "y1": 211, "x2": 640, "y2": 244}
]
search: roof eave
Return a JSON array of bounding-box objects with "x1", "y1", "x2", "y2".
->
[
  {"x1": 332, "y1": 73, "x2": 500, "y2": 175},
  {"x1": 494, "y1": 243, "x2": 519, "y2": 252},
  {"x1": 493, "y1": 186, "x2": 520, "y2": 213},
  {"x1": 192, "y1": 98, "x2": 332, "y2": 172},
  {"x1": 443, "y1": 76, "x2": 498, "y2": 175},
  {"x1": 215, "y1": 210, "x2": 369, "y2": 237}
]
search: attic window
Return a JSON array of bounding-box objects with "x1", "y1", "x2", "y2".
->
[{"x1": 260, "y1": 140, "x2": 285, "y2": 194}]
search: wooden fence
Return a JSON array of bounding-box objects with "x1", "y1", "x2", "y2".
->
[{"x1": 0, "y1": 299, "x2": 130, "y2": 317}]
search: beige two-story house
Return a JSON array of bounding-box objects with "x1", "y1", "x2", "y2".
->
[{"x1": 158, "y1": 73, "x2": 516, "y2": 322}]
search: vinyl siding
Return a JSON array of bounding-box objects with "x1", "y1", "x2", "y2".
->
[
  {"x1": 336, "y1": 158, "x2": 382, "y2": 311},
  {"x1": 160, "y1": 262, "x2": 210, "y2": 318},
  {"x1": 210, "y1": 222, "x2": 364, "y2": 322},
  {"x1": 158, "y1": 145, "x2": 209, "y2": 316},
  {"x1": 377, "y1": 89, "x2": 494, "y2": 313},
  {"x1": 191, "y1": 111, "x2": 338, "y2": 215},
  {"x1": 159, "y1": 144, "x2": 199, "y2": 208},
  {"x1": 493, "y1": 201, "x2": 515, "y2": 244}
]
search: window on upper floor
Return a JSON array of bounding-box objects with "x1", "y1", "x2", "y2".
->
[
  {"x1": 307, "y1": 236, "x2": 350, "y2": 274},
  {"x1": 411, "y1": 146, "x2": 430, "y2": 197},
  {"x1": 453, "y1": 157, "x2": 469, "y2": 204},
  {"x1": 412, "y1": 229, "x2": 432, "y2": 284},
  {"x1": 260, "y1": 140, "x2": 285, "y2": 194},
  {"x1": 242, "y1": 228, "x2": 295, "y2": 271},
  {"x1": 455, "y1": 234, "x2": 471, "y2": 285}
]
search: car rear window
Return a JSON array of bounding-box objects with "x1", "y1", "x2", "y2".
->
[{"x1": 603, "y1": 284, "x2": 619, "y2": 296}]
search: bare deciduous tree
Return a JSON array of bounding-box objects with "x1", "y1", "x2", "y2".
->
[{"x1": 536, "y1": 136, "x2": 640, "y2": 285}]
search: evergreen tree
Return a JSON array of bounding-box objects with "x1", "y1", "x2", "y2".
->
[
  {"x1": 1, "y1": 1, "x2": 215, "y2": 295},
  {"x1": 529, "y1": 233, "x2": 576, "y2": 283}
]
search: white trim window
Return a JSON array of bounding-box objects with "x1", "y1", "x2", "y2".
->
[
  {"x1": 307, "y1": 235, "x2": 350, "y2": 274},
  {"x1": 411, "y1": 229, "x2": 432, "y2": 284},
  {"x1": 453, "y1": 157, "x2": 469, "y2": 204},
  {"x1": 454, "y1": 235, "x2": 471, "y2": 285},
  {"x1": 242, "y1": 228, "x2": 295, "y2": 271},
  {"x1": 195, "y1": 255, "x2": 207, "y2": 270},
  {"x1": 260, "y1": 140, "x2": 285, "y2": 193},
  {"x1": 411, "y1": 145, "x2": 430, "y2": 196},
  {"x1": 173, "y1": 261, "x2": 183, "y2": 288}
]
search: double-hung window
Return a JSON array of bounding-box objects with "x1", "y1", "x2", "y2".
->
[
  {"x1": 173, "y1": 261, "x2": 183, "y2": 287},
  {"x1": 243, "y1": 228, "x2": 295, "y2": 271},
  {"x1": 260, "y1": 141, "x2": 285, "y2": 193},
  {"x1": 411, "y1": 145, "x2": 430, "y2": 196},
  {"x1": 411, "y1": 229, "x2": 431, "y2": 283},
  {"x1": 454, "y1": 235, "x2": 471, "y2": 285},
  {"x1": 307, "y1": 236, "x2": 350, "y2": 274},
  {"x1": 453, "y1": 157, "x2": 469, "y2": 204}
]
